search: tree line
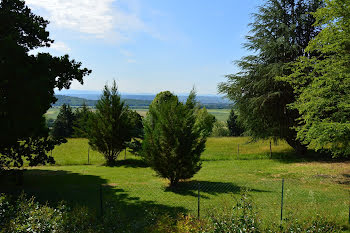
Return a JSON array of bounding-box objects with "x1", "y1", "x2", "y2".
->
[{"x1": 219, "y1": 0, "x2": 350, "y2": 157}]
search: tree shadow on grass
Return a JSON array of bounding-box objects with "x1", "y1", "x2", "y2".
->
[
  {"x1": 0, "y1": 169, "x2": 185, "y2": 232},
  {"x1": 271, "y1": 149, "x2": 350, "y2": 164},
  {"x1": 165, "y1": 180, "x2": 270, "y2": 199},
  {"x1": 113, "y1": 158, "x2": 148, "y2": 168}
]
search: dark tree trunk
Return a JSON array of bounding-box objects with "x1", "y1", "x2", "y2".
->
[
  {"x1": 169, "y1": 177, "x2": 179, "y2": 187},
  {"x1": 285, "y1": 137, "x2": 307, "y2": 155}
]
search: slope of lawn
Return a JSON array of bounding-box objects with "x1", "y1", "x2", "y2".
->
[{"x1": 1, "y1": 137, "x2": 349, "y2": 230}]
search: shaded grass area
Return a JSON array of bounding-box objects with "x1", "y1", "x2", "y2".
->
[{"x1": 1, "y1": 137, "x2": 349, "y2": 231}]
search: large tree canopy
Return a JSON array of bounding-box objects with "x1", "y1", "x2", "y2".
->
[
  {"x1": 284, "y1": 0, "x2": 350, "y2": 157},
  {"x1": 0, "y1": 0, "x2": 91, "y2": 169},
  {"x1": 218, "y1": 0, "x2": 323, "y2": 154}
]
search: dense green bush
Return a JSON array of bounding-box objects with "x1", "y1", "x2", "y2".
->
[
  {"x1": 211, "y1": 121, "x2": 230, "y2": 137},
  {"x1": 142, "y1": 90, "x2": 211, "y2": 186},
  {"x1": 0, "y1": 194, "x2": 98, "y2": 233}
]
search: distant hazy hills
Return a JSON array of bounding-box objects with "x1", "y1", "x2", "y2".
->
[
  {"x1": 53, "y1": 95, "x2": 151, "y2": 108},
  {"x1": 53, "y1": 94, "x2": 232, "y2": 109}
]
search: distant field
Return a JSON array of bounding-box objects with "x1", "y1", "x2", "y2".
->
[
  {"x1": 45, "y1": 107, "x2": 60, "y2": 119},
  {"x1": 45, "y1": 108, "x2": 231, "y2": 122},
  {"x1": 3, "y1": 137, "x2": 349, "y2": 231}
]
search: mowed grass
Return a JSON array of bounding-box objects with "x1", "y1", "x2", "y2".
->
[{"x1": 2, "y1": 137, "x2": 349, "y2": 230}]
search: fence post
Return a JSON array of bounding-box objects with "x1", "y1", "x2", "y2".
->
[
  {"x1": 50, "y1": 150, "x2": 53, "y2": 157},
  {"x1": 124, "y1": 149, "x2": 126, "y2": 160},
  {"x1": 237, "y1": 144, "x2": 239, "y2": 159},
  {"x1": 88, "y1": 147, "x2": 90, "y2": 165},
  {"x1": 198, "y1": 182, "x2": 200, "y2": 219},
  {"x1": 281, "y1": 178, "x2": 284, "y2": 223},
  {"x1": 100, "y1": 184, "x2": 103, "y2": 217},
  {"x1": 270, "y1": 140, "x2": 272, "y2": 158}
]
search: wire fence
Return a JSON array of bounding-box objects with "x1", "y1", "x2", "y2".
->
[
  {"x1": 1, "y1": 169, "x2": 349, "y2": 231},
  {"x1": 94, "y1": 178, "x2": 349, "y2": 227}
]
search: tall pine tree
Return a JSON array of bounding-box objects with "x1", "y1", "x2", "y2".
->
[
  {"x1": 87, "y1": 81, "x2": 134, "y2": 166},
  {"x1": 218, "y1": 0, "x2": 323, "y2": 154}
]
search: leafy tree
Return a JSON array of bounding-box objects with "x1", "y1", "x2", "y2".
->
[
  {"x1": 218, "y1": 0, "x2": 323, "y2": 154},
  {"x1": 51, "y1": 104, "x2": 75, "y2": 138},
  {"x1": 284, "y1": 0, "x2": 350, "y2": 157},
  {"x1": 0, "y1": 0, "x2": 91, "y2": 169},
  {"x1": 211, "y1": 121, "x2": 230, "y2": 137},
  {"x1": 227, "y1": 109, "x2": 244, "y2": 136},
  {"x1": 142, "y1": 90, "x2": 210, "y2": 186},
  {"x1": 73, "y1": 103, "x2": 93, "y2": 138},
  {"x1": 87, "y1": 81, "x2": 134, "y2": 166}
]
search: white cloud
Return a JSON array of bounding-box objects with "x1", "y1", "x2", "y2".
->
[
  {"x1": 50, "y1": 41, "x2": 71, "y2": 52},
  {"x1": 26, "y1": 0, "x2": 149, "y2": 40}
]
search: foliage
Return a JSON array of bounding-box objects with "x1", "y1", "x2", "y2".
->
[
  {"x1": 0, "y1": 137, "x2": 66, "y2": 169},
  {"x1": 227, "y1": 109, "x2": 244, "y2": 136},
  {"x1": 51, "y1": 104, "x2": 76, "y2": 138},
  {"x1": 211, "y1": 121, "x2": 230, "y2": 137},
  {"x1": 0, "y1": 0, "x2": 91, "y2": 169},
  {"x1": 277, "y1": 215, "x2": 343, "y2": 233},
  {"x1": 73, "y1": 103, "x2": 93, "y2": 138},
  {"x1": 142, "y1": 90, "x2": 209, "y2": 186},
  {"x1": 87, "y1": 81, "x2": 134, "y2": 165},
  {"x1": 148, "y1": 214, "x2": 204, "y2": 233},
  {"x1": 127, "y1": 110, "x2": 144, "y2": 156},
  {"x1": 218, "y1": 0, "x2": 324, "y2": 154},
  {"x1": 205, "y1": 192, "x2": 260, "y2": 233},
  {"x1": 195, "y1": 107, "x2": 216, "y2": 137},
  {"x1": 0, "y1": 193, "x2": 100, "y2": 233},
  {"x1": 283, "y1": 0, "x2": 350, "y2": 157}
]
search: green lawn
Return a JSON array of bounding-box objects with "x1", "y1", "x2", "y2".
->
[
  {"x1": 1, "y1": 137, "x2": 349, "y2": 231},
  {"x1": 207, "y1": 109, "x2": 230, "y2": 122}
]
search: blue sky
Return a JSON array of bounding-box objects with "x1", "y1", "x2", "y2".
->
[{"x1": 27, "y1": 0, "x2": 263, "y2": 94}]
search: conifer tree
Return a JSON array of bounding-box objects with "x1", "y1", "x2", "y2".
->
[
  {"x1": 87, "y1": 81, "x2": 134, "y2": 166},
  {"x1": 227, "y1": 109, "x2": 244, "y2": 136},
  {"x1": 127, "y1": 110, "x2": 144, "y2": 156},
  {"x1": 51, "y1": 104, "x2": 75, "y2": 138},
  {"x1": 218, "y1": 0, "x2": 323, "y2": 154},
  {"x1": 73, "y1": 103, "x2": 93, "y2": 138},
  {"x1": 142, "y1": 90, "x2": 210, "y2": 186}
]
